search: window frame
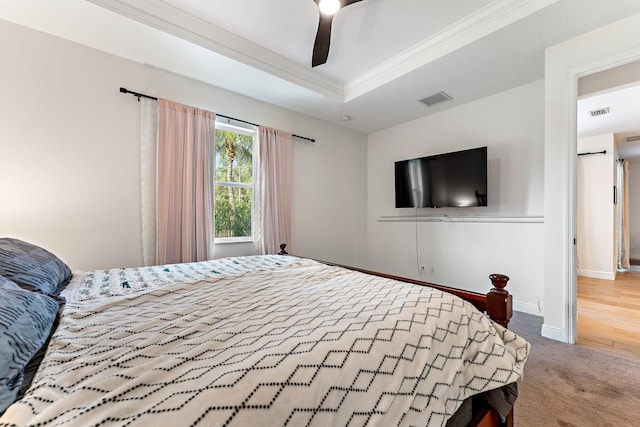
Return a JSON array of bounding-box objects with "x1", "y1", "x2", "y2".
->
[{"x1": 214, "y1": 120, "x2": 257, "y2": 244}]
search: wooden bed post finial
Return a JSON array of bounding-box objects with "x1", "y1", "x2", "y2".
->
[
  {"x1": 489, "y1": 274, "x2": 510, "y2": 295},
  {"x1": 486, "y1": 274, "x2": 513, "y2": 328}
]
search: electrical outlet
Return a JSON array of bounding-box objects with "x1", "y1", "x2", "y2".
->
[{"x1": 420, "y1": 266, "x2": 426, "y2": 275}]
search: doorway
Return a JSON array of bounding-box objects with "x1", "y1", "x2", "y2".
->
[{"x1": 575, "y1": 77, "x2": 640, "y2": 359}]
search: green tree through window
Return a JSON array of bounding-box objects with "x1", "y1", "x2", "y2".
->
[{"x1": 214, "y1": 123, "x2": 255, "y2": 239}]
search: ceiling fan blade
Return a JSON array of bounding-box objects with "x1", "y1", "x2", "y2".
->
[
  {"x1": 342, "y1": 0, "x2": 364, "y2": 7},
  {"x1": 311, "y1": 0, "x2": 364, "y2": 67},
  {"x1": 312, "y1": 13, "x2": 334, "y2": 67}
]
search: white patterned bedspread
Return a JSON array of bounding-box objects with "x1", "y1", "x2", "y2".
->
[{"x1": 1, "y1": 256, "x2": 529, "y2": 427}]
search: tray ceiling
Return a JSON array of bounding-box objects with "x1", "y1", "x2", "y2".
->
[{"x1": 2, "y1": 0, "x2": 640, "y2": 133}]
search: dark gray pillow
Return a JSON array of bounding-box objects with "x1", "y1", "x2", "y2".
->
[
  {"x1": 0, "y1": 275, "x2": 59, "y2": 414},
  {"x1": 0, "y1": 238, "x2": 72, "y2": 295}
]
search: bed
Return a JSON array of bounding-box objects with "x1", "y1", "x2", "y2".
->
[{"x1": 0, "y1": 238, "x2": 529, "y2": 426}]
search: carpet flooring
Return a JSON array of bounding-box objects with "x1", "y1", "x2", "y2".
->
[{"x1": 509, "y1": 312, "x2": 640, "y2": 427}]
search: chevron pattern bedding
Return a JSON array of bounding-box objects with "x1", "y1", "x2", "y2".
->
[{"x1": 0, "y1": 256, "x2": 529, "y2": 426}]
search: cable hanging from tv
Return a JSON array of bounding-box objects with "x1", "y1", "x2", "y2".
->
[{"x1": 119, "y1": 87, "x2": 315, "y2": 143}]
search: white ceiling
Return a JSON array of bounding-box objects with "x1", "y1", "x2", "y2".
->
[
  {"x1": 578, "y1": 84, "x2": 640, "y2": 160},
  {"x1": 578, "y1": 84, "x2": 640, "y2": 139},
  {"x1": 2, "y1": 0, "x2": 640, "y2": 134}
]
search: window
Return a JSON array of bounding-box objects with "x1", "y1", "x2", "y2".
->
[{"x1": 214, "y1": 121, "x2": 256, "y2": 242}]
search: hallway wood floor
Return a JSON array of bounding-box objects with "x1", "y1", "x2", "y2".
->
[{"x1": 577, "y1": 270, "x2": 640, "y2": 360}]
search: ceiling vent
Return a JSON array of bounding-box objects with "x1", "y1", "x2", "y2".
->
[
  {"x1": 419, "y1": 91, "x2": 452, "y2": 107},
  {"x1": 625, "y1": 135, "x2": 640, "y2": 143},
  {"x1": 588, "y1": 107, "x2": 610, "y2": 117}
]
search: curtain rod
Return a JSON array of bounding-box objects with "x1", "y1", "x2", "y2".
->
[
  {"x1": 119, "y1": 87, "x2": 315, "y2": 143},
  {"x1": 577, "y1": 150, "x2": 606, "y2": 156}
]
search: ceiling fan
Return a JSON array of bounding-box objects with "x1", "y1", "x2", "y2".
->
[{"x1": 312, "y1": 0, "x2": 364, "y2": 67}]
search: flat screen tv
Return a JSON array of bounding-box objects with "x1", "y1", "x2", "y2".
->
[{"x1": 395, "y1": 146, "x2": 487, "y2": 208}]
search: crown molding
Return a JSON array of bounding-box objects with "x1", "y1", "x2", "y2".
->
[
  {"x1": 344, "y1": 0, "x2": 560, "y2": 101},
  {"x1": 88, "y1": 0, "x2": 560, "y2": 104},
  {"x1": 87, "y1": 0, "x2": 345, "y2": 101}
]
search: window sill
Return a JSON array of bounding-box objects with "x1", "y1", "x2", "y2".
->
[{"x1": 215, "y1": 237, "x2": 254, "y2": 244}]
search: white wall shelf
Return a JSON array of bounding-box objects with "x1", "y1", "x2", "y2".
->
[{"x1": 378, "y1": 215, "x2": 544, "y2": 224}]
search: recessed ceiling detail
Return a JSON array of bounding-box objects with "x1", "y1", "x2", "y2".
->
[
  {"x1": 4, "y1": 0, "x2": 639, "y2": 134},
  {"x1": 86, "y1": 0, "x2": 561, "y2": 102}
]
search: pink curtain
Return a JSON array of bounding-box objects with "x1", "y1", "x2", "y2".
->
[
  {"x1": 258, "y1": 126, "x2": 292, "y2": 254},
  {"x1": 156, "y1": 99, "x2": 215, "y2": 264}
]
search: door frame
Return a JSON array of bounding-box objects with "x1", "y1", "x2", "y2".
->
[{"x1": 568, "y1": 55, "x2": 640, "y2": 344}]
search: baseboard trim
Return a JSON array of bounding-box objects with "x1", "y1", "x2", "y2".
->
[
  {"x1": 577, "y1": 269, "x2": 615, "y2": 280},
  {"x1": 541, "y1": 324, "x2": 568, "y2": 342},
  {"x1": 513, "y1": 301, "x2": 542, "y2": 316}
]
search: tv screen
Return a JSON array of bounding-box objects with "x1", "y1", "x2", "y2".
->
[{"x1": 395, "y1": 146, "x2": 487, "y2": 208}]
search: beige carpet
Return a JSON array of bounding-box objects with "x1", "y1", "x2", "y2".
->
[{"x1": 509, "y1": 312, "x2": 640, "y2": 427}]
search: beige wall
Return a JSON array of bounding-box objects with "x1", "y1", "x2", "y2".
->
[
  {"x1": 576, "y1": 134, "x2": 616, "y2": 280},
  {"x1": 0, "y1": 20, "x2": 368, "y2": 271},
  {"x1": 579, "y1": 60, "x2": 640, "y2": 96}
]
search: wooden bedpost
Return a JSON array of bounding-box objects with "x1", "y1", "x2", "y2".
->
[{"x1": 486, "y1": 274, "x2": 513, "y2": 328}]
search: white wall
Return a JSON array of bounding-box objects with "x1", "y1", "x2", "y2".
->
[
  {"x1": 0, "y1": 20, "x2": 367, "y2": 271},
  {"x1": 576, "y1": 135, "x2": 616, "y2": 279},
  {"x1": 367, "y1": 80, "x2": 545, "y2": 315},
  {"x1": 544, "y1": 13, "x2": 640, "y2": 343}
]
